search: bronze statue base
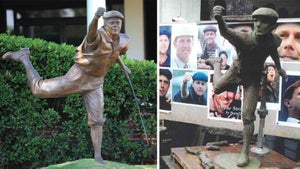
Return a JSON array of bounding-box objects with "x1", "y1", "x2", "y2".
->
[{"x1": 214, "y1": 153, "x2": 260, "y2": 169}]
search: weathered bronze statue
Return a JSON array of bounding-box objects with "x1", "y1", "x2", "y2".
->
[
  {"x1": 2, "y1": 7, "x2": 130, "y2": 165},
  {"x1": 210, "y1": 6, "x2": 287, "y2": 167}
]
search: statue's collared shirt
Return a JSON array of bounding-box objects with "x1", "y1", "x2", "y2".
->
[{"x1": 74, "y1": 27, "x2": 129, "y2": 77}]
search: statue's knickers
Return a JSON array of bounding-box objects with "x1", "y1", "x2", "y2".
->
[
  {"x1": 237, "y1": 84, "x2": 259, "y2": 167},
  {"x1": 83, "y1": 87, "x2": 106, "y2": 164},
  {"x1": 27, "y1": 64, "x2": 103, "y2": 98},
  {"x1": 83, "y1": 87, "x2": 105, "y2": 128},
  {"x1": 22, "y1": 58, "x2": 106, "y2": 163}
]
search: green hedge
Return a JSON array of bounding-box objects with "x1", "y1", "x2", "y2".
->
[{"x1": 0, "y1": 33, "x2": 157, "y2": 168}]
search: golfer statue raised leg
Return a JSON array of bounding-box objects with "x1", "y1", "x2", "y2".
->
[
  {"x1": 211, "y1": 6, "x2": 287, "y2": 167},
  {"x1": 2, "y1": 7, "x2": 131, "y2": 165}
]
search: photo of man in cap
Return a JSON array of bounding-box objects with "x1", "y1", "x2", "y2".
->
[
  {"x1": 279, "y1": 78, "x2": 300, "y2": 162},
  {"x1": 171, "y1": 24, "x2": 198, "y2": 69},
  {"x1": 280, "y1": 79, "x2": 300, "y2": 123},
  {"x1": 198, "y1": 25, "x2": 221, "y2": 69},
  {"x1": 173, "y1": 71, "x2": 208, "y2": 105},
  {"x1": 2, "y1": 7, "x2": 130, "y2": 164},
  {"x1": 159, "y1": 26, "x2": 171, "y2": 67},
  {"x1": 159, "y1": 68, "x2": 172, "y2": 110},
  {"x1": 200, "y1": 25, "x2": 220, "y2": 60},
  {"x1": 209, "y1": 84, "x2": 242, "y2": 119}
]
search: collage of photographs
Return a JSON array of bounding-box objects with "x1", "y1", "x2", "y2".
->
[
  {"x1": 2, "y1": 0, "x2": 300, "y2": 168},
  {"x1": 159, "y1": 21, "x2": 300, "y2": 123},
  {"x1": 158, "y1": 0, "x2": 300, "y2": 168}
]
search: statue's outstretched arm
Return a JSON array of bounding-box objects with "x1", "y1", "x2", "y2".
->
[
  {"x1": 86, "y1": 7, "x2": 105, "y2": 43},
  {"x1": 271, "y1": 50, "x2": 288, "y2": 80},
  {"x1": 213, "y1": 6, "x2": 229, "y2": 37}
]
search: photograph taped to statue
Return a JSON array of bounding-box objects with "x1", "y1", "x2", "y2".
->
[
  {"x1": 278, "y1": 75, "x2": 300, "y2": 124},
  {"x1": 172, "y1": 70, "x2": 208, "y2": 106},
  {"x1": 171, "y1": 24, "x2": 198, "y2": 69},
  {"x1": 275, "y1": 22, "x2": 300, "y2": 61},
  {"x1": 159, "y1": 68, "x2": 172, "y2": 111},
  {"x1": 2, "y1": 7, "x2": 131, "y2": 165},
  {"x1": 212, "y1": 5, "x2": 287, "y2": 167},
  {"x1": 209, "y1": 82, "x2": 242, "y2": 120},
  {"x1": 159, "y1": 26, "x2": 171, "y2": 67}
]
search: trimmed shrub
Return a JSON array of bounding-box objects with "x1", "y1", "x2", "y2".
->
[{"x1": 0, "y1": 33, "x2": 157, "y2": 168}]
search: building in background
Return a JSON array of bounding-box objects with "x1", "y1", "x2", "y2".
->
[{"x1": 0, "y1": 0, "x2": 157, "y2": 61}]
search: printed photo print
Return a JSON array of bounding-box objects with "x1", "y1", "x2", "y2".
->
[
  {"x1": 274, "y1": 20, "x2": 300, "y2": 62},
  {"x1": 159, "y1": 25, "x2": 172, "y2": 67},
  {"x1": 170, "y1": 24, "x2": 198, "y2": 69},
  {"x1": 197, "y1": 23, "x2": 254, "y2": 70},
  {"x1": 207, "y1": 73, "x2": 243, "y2": 121},
  {"x1": 171, "y1": 69, "x2": 209, "y2": 106},
  {"x1": 277, "y1": 72, "x2": 300, "y2": 128},
  {"x1": 159, "y1": 68, "x2": 173, "y2": 112},
  {"x1": 257, "y1": 62, "x2": 282, "y2": 110}
]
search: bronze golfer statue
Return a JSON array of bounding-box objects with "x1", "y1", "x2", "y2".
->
[
  {"x1": 2, "y1": 7, "x2": 130, "y2": 164},
  {"x1": 209, "y1": 6, "x2": 287, "y2": 167}
]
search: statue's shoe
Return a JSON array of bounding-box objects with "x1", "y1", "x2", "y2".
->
[
  {"x1": 95, "y1": 156, "x2": 106, "y2": 165},
  {"x1": 2, "y1": 48, "x2": 30, "y2": 62},
  {"x1": 237, "y1": 153, "x2": 249, "y2": 167}
]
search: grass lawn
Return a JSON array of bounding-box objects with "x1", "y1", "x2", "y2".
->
[{"x1": 43, "y1": 158, "x2": 157, "y2": 169}]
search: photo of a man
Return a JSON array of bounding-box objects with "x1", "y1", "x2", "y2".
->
[
  {"x1": 283, "y1": 80, "x2": 300, "y2": 123},
  {"x1": 279, "y1": 75, "x2": 300, "y2": 122},
  {"x1": 159, "y1": 69, "x2": 173, "y2": 111},
  {"x1": 258, "y1": 63, "x2": 280, "y2": 104},
  {"x1": 198, "y1": 24, "x2": 222, "y2": 70},
  {"x1": 209, "y1": 82, "x2": 242, "y2": 120},
  {"x1": 279, "y1": 76, "x2": 300, "y2": 125},
  {"x1": 275, "y1": 22, "x2": 300, "y2": 61},
  {"x1": 171, "y1": 24, "x2": 198, "y2": 69},
  {"x1": 172, "y1": 70, "x2": 208, "y2": 106},
  {"x1": 159, "y1": 26, "x2": 171, "y2": 67}
]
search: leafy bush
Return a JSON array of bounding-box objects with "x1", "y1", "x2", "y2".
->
[{"x1": 0, "y1": 33, "x2": 157, "y2": 168}]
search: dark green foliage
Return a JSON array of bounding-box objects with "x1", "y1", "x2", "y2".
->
[{"x1": 0, "y1": 33, "x2": 157, "y2": 168}]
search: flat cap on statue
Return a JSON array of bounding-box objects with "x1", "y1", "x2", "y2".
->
[
  {"x1": 103, "y1": 10, "x2": 124, "y2": 20},
  {"x1": 252, "y1": 7, "x2": 279, "y2": 22}
]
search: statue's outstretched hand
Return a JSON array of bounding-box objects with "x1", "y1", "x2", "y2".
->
[
  {"x1": 95, "y1": 7, "x2": 106, "y2": 19},
  {"x1": 278, "y1": 68, "x2": 288, "y2": 81},
  {"x1": 213, "y1": 5, "x2": 225, "y2": 20}
]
